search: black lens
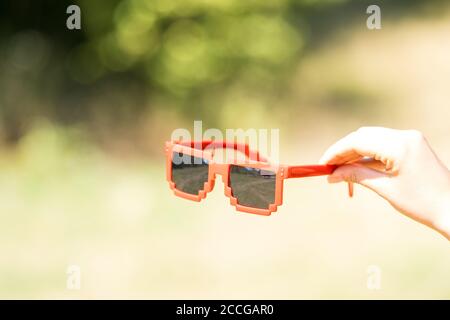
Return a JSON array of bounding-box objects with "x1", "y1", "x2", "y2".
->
[
  {"x1": 171, "y1": 152, "x2": 209, "y2": 195},
  {"x1": 229, "y1": 165, "x2": 276, "y2": 209}
]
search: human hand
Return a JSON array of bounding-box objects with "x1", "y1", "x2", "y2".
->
[{"x1": 320, "y1": 127, "x2": 450, "y2": 240}]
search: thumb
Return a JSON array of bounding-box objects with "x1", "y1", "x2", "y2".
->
[{"x1": 328, "y1": 164, "x2": 394, "y2": 197}]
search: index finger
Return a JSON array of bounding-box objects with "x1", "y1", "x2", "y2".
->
[{"x1": 319, "y1": 127, "x2": 401, "y2": 169}]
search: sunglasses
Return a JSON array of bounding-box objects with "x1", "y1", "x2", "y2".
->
[{"x1": 165, "y1": 140, "x2": 338, "y2": 216}]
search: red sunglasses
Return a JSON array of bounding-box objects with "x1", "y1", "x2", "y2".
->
[{"x1": 165, "y1": 140, "x2": 339, "y2": 216}]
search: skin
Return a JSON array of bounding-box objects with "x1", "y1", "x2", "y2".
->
[{"x1": 319, "y1": 127, "x2": 450, "y2": 241}]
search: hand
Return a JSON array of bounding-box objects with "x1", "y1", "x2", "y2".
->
[{"x1": 320, "y1": 127, "x2": 450, "y2": 240}]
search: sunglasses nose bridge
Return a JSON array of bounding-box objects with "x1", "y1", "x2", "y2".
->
[{"x1": 210, "y1": 163, "x2": 228, "y2": 177}]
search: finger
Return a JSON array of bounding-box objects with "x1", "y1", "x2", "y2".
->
[
  {"x1": 327, "y1": 164, "x2": 394, "y2": 199},
  {"x1": 355, "y1": 158, "x2": 389, "y2": 172},
  {"x1": 325, "y1": 152, "x2": 364, "y2": 165},
  {"x1": 319, "y1": 132, "x2": 357, "y2": 164},
  {"x1": 319, "y1": 127, "x2": 400, "y2": 170},
  {"x1": 319, "y1": 132, "x2": 376, "y2": 164}
]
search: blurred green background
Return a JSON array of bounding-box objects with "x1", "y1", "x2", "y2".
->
[{"x1": 0, "y1": 0, "x2": 449, "y2": 298}]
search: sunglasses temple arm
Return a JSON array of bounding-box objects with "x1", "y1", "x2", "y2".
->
[
  {"x1": 175, "y1": 140, "x2": 268, "y2": 162},
  {"x1": 286, "y1": 165, "x2": 338, "y2": 178},
  {"x1": 286, "y1": 165, "x2": 354, "y2": 197}
]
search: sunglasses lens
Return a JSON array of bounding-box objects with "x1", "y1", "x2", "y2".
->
[
  {"x1": 229, "y1": 165, "x2": 276, "y2": 209},
  {"x1": 171, "y1": 152, "x2": 209, "y2": 195}
]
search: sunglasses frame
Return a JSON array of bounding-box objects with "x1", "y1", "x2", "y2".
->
[{"x1": 165, "y1": 140, "x2": 336, "y2": 216}]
